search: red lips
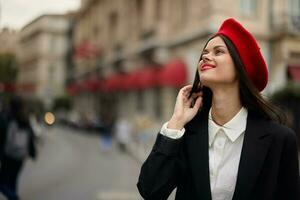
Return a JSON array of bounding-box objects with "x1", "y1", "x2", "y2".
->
[{"x1": 200, "y1": 63, "x2": 216, "y2": 71}]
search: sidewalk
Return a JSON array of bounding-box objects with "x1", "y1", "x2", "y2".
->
[
  {"x1": 126, "y1": 134, "x2": 156, "y2": 163},
  {"x1": 127, "y1": 141, "x2": 152, "y2": 163}
]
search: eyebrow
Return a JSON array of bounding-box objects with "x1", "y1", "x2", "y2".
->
[{"x1": 202, "y1": 45, "x2": 227, "y2": 53}]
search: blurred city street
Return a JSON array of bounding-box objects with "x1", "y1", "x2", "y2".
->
[{"x1": 18, "y1": 125, "x2": 141, "y2": 200}]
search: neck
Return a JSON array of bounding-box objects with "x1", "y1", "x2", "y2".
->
[{"x1": 211, "y1": 85, "x2": 242, "y2": 126}]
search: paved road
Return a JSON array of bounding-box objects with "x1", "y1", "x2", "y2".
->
[
  {"x1": 11, "y1": 125, "x2": 300, "y2": 200},
  {"x1": 18, "y1": 126, "x2": 142, "y2": 200}
]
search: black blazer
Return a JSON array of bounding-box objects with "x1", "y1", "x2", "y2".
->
[{"x1": 137, "y1": 110, "x2": 300, "y2": 200}]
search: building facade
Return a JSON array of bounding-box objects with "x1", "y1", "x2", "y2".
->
[
  {"x1": 18, "y1": 14, "x2": 72, "y2": 109},
  {"x1": 69, "y1": 0, "x2": 300, "y2": 127},
  {"x1": 0, "y1": 28, "x2": 19, "y2": 55}
]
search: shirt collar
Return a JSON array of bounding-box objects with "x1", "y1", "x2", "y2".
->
[{"x1": 208, "y1": 107, "x2": 248, "y2": 146}]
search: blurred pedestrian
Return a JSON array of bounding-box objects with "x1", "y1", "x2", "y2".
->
[
  {"x1": 115, "y1": 117, "x2": 132, "y2": 153},
  {"x1": 99, "y1": 114, "x2": 115, "y2": 152},
  {"x1": 0, "y1": 96, "x2": 37, "y2": 200},
  {"x1": 137, "y1": 18, "x2": 300, "y2": 199}
]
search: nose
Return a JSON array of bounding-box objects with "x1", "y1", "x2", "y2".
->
[{"x1": 202, "y1": 53, "x2": 212, "y2": 62}]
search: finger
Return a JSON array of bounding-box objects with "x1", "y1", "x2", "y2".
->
[
  {"x1": 184, "y1": 90, "x2": 192, "y2": 98},
  {"x1": 187, "y1": 96, "x2": 194, "y2": 104},
  {"x1": 179, "y1": 85, "x2": 192, "y2": 96},
  {"x1": 193, "y1": 92, "x2": 203, "y2": 99},
  {"x1": 189, "y1": 91, "x2": 202, "y2": 100},
  {"x1": 187, "y1": 94, "x2": 199, "y2": 106},
  {"x1": 182, "y1": 84, "x2": 192, "y2": 89},
  {"x1": 182, "y1": 95, "x2": 188, "y2": 101},
  {"x1": 182, "y1": 85, "x2": 192, "y2": 93},
  {"x1": 180, "y1": 85, "x2": 192, "y2": 92},
  {"x1": 182, "y1": 88, "x2": 193, "y2": 98},
  {"x1": 192, "y1": 96, "x2": 203, "y2": 110}
]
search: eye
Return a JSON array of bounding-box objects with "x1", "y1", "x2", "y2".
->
[{"x1": 215, "y1": 49, "x2": 224, "y2": 55}]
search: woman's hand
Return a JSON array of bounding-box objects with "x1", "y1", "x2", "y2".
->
[{"x1": 168, "y1": 85, "x2": 203, "y2": 130}]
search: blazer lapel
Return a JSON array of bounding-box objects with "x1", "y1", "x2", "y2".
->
[
  {"x1": 233, "y1": 111, "x2": 272, "y2": 200},
  {"x1": 185, "y1": 111, "x2": 212, "y2": 200}
]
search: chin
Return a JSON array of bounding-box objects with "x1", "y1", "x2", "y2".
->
[
  {"x1": 200, "y1": 74, "x2": 217, "y2": 84},
  {"x1": 199, "y1": 79, "x2": 214, "y2": 89},
  {"x1": 200, "y1": 77, "x2": 227, "y2": 89}
]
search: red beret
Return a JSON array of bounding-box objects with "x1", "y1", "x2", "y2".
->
[{"x1": 216, "y1": 18, "x2": 268, "y2": 91}]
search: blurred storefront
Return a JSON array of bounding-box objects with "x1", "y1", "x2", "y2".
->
[{"x1": 64, "y1": 0, "x2": 300, "y2": 128}]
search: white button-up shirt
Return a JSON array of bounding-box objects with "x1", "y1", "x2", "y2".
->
[{"x1": 161, "y1": 107, "x2": 248, "y2": 200}]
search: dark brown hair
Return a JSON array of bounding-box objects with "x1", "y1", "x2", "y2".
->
[{"x1": 189, "y1": 34, "x2": 286, "y2": 124}]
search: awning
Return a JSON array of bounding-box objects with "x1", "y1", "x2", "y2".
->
[
  {"x1": 82, "y1": 78, "x2": 99, "y2": 92},
  {"x1": 288, "y1": 65, "x2": 300, "y2": 82},
  {"x1": 66, "y1": 85, "x2": 76, "y2": 96},
  {"x1": 158, "y1": 59, "x2": 187, "y2": 87},
  {"x1": 103, "y1": 60, "x2": 187, "y2": 91},
  {"x1": 103, "y1": 74, "x2": 124, "y2": 91},
  {"x1": 0, "y1": 82, "x2": 16, "y2": 93},
  {"x1": 122, "y1": 72, "x2": 139, "y2": 91},
  {"x1": 103, "y1": 67, "x2": 159, "y2": 91},
  {"x1": 17, "y1": 82, "x2": 35, "y2": 92},
  {"x1": 67, "y1": 82, "x2": 82, "y2": 96},
  {"x1": 70, "y1": 78, "x2": 105, "y2": 93},
  {"x1": 96, "y1": 79, "x2": 106, "y2": 91},
  {"x1": 135, "y1": 68, "x2": 159, "y2": 89}
]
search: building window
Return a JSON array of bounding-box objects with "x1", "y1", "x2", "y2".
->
[
  {"x1": 179, "y1": 0, "x2": 187, "y2": 27},
  {"x1": 240, "y1": 0, "x2": 257, "y2": 16},
  {"x1": 290, "y1": 0, "x2": 300, "y2": 28},
  {"x1": 136, "y1": 0, "x2": 144, "y2": 34},
  {"x1": 109, "y1": 12, "x2": 118, "y2": 42},
  {"x1": 290, "y1": 0, "x2": 300, "y2": 16},
  {"x1": 155, "y1": 0, "x2": 161, "y2": 22},
  {"x1": 49, "y1": 35, "x2": 56, "y2": 53}
]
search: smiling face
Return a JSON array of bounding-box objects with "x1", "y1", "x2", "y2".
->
[{"x1": 198, "y1": 36, "x2": 238, "y2": 89}]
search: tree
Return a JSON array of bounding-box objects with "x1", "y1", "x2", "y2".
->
[{"x1": 0, "y1": 53, "x2": 18, "y2": 84}]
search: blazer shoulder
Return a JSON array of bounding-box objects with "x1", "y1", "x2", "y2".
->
[{"x1": 264, "y1": 120, "x2": 297, "y2": 141}]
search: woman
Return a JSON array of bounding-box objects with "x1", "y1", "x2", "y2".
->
[
  {"x1": 0, "y1": 96, "x2": 37, "y2": 200},
  {"x1": 137, "y1": 18, "x2": 300, "y2": 200}
]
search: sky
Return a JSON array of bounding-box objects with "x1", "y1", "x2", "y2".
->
[{"x1": 0, "y1": 0, "x2": 81, "y2": 30}]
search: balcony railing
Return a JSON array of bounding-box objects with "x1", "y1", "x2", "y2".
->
[{"x1": 271, "y1": 13, "x2": 300, "y2": 34}]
